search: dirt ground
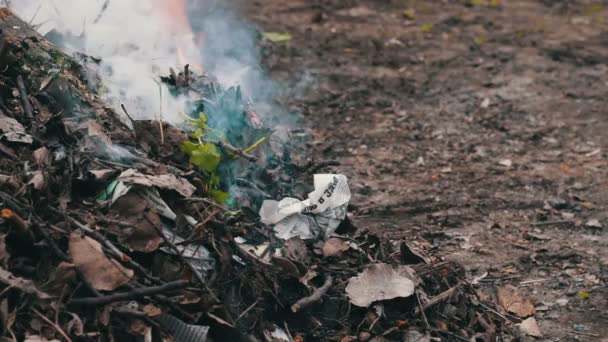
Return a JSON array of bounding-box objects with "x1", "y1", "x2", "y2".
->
[{"x1": 239, "y1": 0, "x2": 608, "y2": 340}]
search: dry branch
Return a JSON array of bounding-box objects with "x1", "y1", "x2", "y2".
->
[
  {"x1": 291, "y1": 275, "x2": 333, "y2": 313},
  {"x1": 69, "y1": 280, "x2": 188, "y2": 306}
]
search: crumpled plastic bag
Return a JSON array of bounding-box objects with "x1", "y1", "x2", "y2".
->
[{"x1": 259, "y1": 174, "x2": 351, "y2": 240}]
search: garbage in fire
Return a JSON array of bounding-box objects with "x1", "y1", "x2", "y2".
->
[{"x1": 0, "y1": 4, "x2": 525, "y2": 342}]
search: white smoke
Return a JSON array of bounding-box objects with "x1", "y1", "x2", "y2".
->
[{"x1": 11, "y1": 0, "x2": 271, "y2": 124}]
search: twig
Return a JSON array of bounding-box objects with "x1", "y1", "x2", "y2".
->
[
  {"x1": 16, "y1": 75, "x2": 34, "y2": 120},
  {"x1": 120, "y1": 103, "x2": 135, "y2": 123},
  {"x1": 291, "y1": 275, "x2": 333, "y2": 312},
  {"x1": 519, "y1": 278, "x2": 548, "y2": 285},
  {"x1": 152, "y1": 78, "x2": 164, "y2": 145},
  {"x1": 415, "y1": 284, "x2": 460, "y2": 314},
  {"x1": 235, "y1": 299, "x2": 259, "y2": 323},
  {"x1": 28, "y1": 4, "x2": 41, "y2": 25},
  {"x1": 567, "y1": 330, "x2": 600, "y2": 337},
  {"x1": 93, "y1": 0, "x2": 110, "y2": 24},
  {"x1": 210, "y1": 140, "x2": 257, "y2": 162},
  {"x1": 531, "y1": 220, "x2": 571, "y2": 226},
  {"x1": 70, "y1": 280, "x2": 188, "y2": 306},
  {"x1": 416, "y1": 291, "x2": 431, "y2": 331},
  {"x1": 32, "y1": 308, "x2": 72, "y2": 342}
]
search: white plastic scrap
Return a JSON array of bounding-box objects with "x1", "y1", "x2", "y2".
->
[
  {"x1": 161, "y1": 224, "x2": 215, "y2": 277},
  {"x1": 259, "y1": 174, "x2": 351, "y2": 240}
]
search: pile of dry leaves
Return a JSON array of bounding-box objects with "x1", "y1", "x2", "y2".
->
[{"x1": 0, "y1": 9, "x2": 525, "y2": 342}]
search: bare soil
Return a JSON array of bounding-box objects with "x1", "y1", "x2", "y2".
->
[{"x1": 240, "y1": 0, "x2": 608, "y2": 340}]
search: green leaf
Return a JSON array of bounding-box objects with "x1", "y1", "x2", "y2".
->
[
  {"x1": 262, "y1": 32, "x2": 292, "y2": 43},
  {"x1": 180, "y1": 141, "x2": 199, "y2": 155},
  {"x1": 402, "y1": 8, "x2": 416, "y2": 20},
  {"x1": 474, "y1": 36, "x2": 486, "y2": 45},
  {"x1": 198, "y1": 111, "x2": 207, "y2": 124},
  {"x1": 209, "y1": 189, "x2": 229, "y2": 203},
  {"x1": 191, "y1": 128, "x2": 204, "y2": 140},
  {"x1": 189, "y1": 143, "x2": 221, "y2": 172},
  {"x1": 421, "y1": 23, "x2": 433, "y2": 33},
  {"x1": 577, "y1": 291, "x2": 590, "y2": 299}
]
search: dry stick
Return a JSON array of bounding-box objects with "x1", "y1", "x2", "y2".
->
[
  {"x1": 124, "y1": 282, "x2": 195, "y2": 322},
  {"x1": 415, "y1": 284, "x2": 460, "y2": 314},
  {"x1": 152, "y1": 78, "x2": 164, "y2": 145},
  {"x1": 32, "y1": 308, "x2": 72, "y2": 342},
  {"x1": 16, "y1": 75, "x2": 34, "y2": 119},
  {"x1": 530, "y1": 220, "x2": 571, "y2": 226},
  {"x1": 234, "y1": 299, "x2": 259, "y2": 323},
  {"x1": 415, "y1": 291, "x2": 431, "y2": 331},
  {"x1": 211, "y1": 140, "x2": 257, "y2": 162},
  {"x1": 70, "y1": 280, "x2": 188, "y2": 306},
  {"x1": 291, "y1": 275, "x2": 333, "y2": 313}
]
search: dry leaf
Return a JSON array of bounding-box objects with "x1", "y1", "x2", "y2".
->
[
  {"x1": 84, "y1": 120, "x2": 111, "y2": 145},
  {"x1": 0, "y1": 267, "x2": 51, "y2": 300},
  {"x1": 88, "y1": 169, "x2": 116, "y2": 181},
  {"x1": 27, "y1": 171, "x2": 47, "y2": 191},
  {"x1": 117, "y1": 169, "x2": 196, "y2": 197},
  {"x1": 519, "y1": 317, "x2": 542, "y2": 337},
  {"x1": 42, "y1": 262, "x2": 77, "y2": 294},
  {"x1": 282, "y1": 237, "x2": 309, "y2": 263},
  {"x1": 142, "y1": 304, "x2": 162, "y2": 317},
  {"x1": 32, "y1": 147, "x2": 50, "y2": 167},
  {"x1": 69, "y1": 232, "x2": 133, "y2": 291},
  {"x1": 497, "y1": 285, "x2": 535, "y2": 317},
  {"x1": 0, "y1": 112, "x2": 33, "y2": 144},
  {"x1": 322, "y1": 238, "x2": 350, "y2": 257},
  {"x1": 111, "y1": 192, "x2": 162, "y2": 253},
  {"x1": 345, "y1": 263, "x2": 415, "y2": 307}
]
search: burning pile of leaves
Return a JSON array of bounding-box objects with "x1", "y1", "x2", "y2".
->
[{"x1": 0, "y1": 10, "x2": 520, "y2": 342}]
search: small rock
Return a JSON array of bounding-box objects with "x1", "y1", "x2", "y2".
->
[
  {"x1": 561, "y1": 212, "x2": 575, "y2": 219},
  {"x1": 556, "y1": 298, "x2": 569, "y2": 306},
  {"x1": 584, "y1": 219, "x2": 602, "y2": 228},
  {"x1": 498, "y1": 159, "x2": 512, "y2": 167},
  {"x1": 573, "y1": 324, "x2": 590, "y2": 332},
  {"x1": 519, "y1": 317, "x2": 543, "y2": 337},
  {"x1": 481, "y1": 98, "x2": 490, "y2": 108}
]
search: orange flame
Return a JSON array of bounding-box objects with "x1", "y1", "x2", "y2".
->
[{"x1": 155, "y1": 0, "x2": 204, "y2": 70}]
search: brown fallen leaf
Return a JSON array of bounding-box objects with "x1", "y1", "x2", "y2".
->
[
  {"x1": 0, "y1": 112, "x2": 33, "y2": 144},
  {"x1": 88, "y1": 169, "x2": 116, "y2": 181},
  {"x1": 83, "y1": 120, "x2": 111, "y2": 145},
  {"x1": 497, "y1": 285, "x2": 535, "y2": 317},
  {"x1": 27, "y1": 171, "x2": 47, "y2": 191},
  {"x1": 32, "y1": 147, "x2": 50, "y2": 167},
  {"x1": 322, "y1": 238, "x2": 350, "y2": 257},
  {"x1": 117, "y1": 169, "x2": 196, "y2": 198},
  {"x1": 111, "y1": 191, "x2": 162, "y2": 253},
  {"x1": 282, "y1": 237, "x2": 310, "y2": 263},
  {"x1": 42, "y1": 262, "x2": 77, "y2": 294},
  {"x1": 69, "y1": 232, "x2": 133, "y2": 291}
]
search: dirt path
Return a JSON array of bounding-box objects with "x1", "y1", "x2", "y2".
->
[{"x1": 240, "y1": 0, "x2": 608, "y2": 340}]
